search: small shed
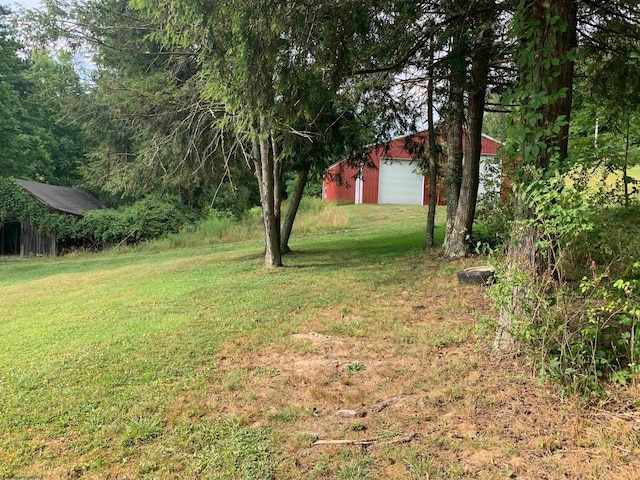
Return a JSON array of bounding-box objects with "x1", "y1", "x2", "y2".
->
[
  {"x1": 0, "y1": 179, "x2": 103, "y2": 257},
  {"x1": 322, "y1": 131, "x2": 503, "y2": 205}
]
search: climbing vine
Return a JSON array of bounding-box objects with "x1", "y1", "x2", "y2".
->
[{"x1": 0, "y1": 177, "x2": 76, "y2": 235}]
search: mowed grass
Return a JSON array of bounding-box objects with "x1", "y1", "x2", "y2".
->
[
  {"x1": 0, "y1": 204, "x2": 443, "y2": 477},
  {"x1": 2, "y1": 202, "x2": 639, "y2": 479}
]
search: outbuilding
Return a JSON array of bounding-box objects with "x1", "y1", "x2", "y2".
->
[
  {"x1": 322, "y1": 131, "x2": 502, "y2": 205},
  {"x1": 0, "y1": 179, "x2": 103, "y2": 257}
]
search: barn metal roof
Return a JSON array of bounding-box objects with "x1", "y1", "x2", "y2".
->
[{"x1": 16, "y1": 179, "x2": 104, "y2": 217}]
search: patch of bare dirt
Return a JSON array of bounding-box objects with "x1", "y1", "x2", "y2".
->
[{"x1": 182, "y1": 259, "x2": 640, "y2": 479}]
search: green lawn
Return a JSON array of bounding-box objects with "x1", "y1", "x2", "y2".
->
[
  {"x1": 1, "y1": 204, "x2": 637, "y2": 479},
  {"x1": 0, "y1": 205, "x2": 439, "y2": 477}
]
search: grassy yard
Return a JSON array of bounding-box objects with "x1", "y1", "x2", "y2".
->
[{"x1": 1, "y1": 204, "x2": 639, "y2": 479}]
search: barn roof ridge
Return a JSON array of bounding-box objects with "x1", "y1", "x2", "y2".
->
[{"x1": 16, "y1": 179, "x2": 104, "y2": 217}]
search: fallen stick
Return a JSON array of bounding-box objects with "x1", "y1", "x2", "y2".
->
[
  {"x1": 312, "y1": 433, "x2": 418, "y2": 448},
  {"x1": 312, "y1": 438, "x2": 379, "y2": 446}
]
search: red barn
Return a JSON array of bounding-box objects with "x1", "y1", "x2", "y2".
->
[{"x1": 322, "y1": 131, "x2": 502, "y2": 205}]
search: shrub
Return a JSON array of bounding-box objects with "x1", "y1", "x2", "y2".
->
[
  {"x1": 473, "y1": 192, "x2": 515, "y2": 251},
  {"x1": 493, "y1": 263, "x2": 640, "y2": 398},
  {"x1": 79, "y1": 196, "x2": 190, "y2": 248},
  {"x1": 568, "y1": 205, "x2": 640, "y2": 280},
  {"x1": 489, "y1": 198, "x2": 640, "y2": 399}
]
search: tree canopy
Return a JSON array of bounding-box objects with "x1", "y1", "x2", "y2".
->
[{"x1": 0, "y1": 5, "x2": 86, "y2": 186}]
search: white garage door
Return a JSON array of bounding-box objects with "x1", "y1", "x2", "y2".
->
[{"x1": 378, "y1": 158, "x2": 424, "y2": 205}]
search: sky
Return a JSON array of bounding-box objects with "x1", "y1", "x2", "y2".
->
[
  {"x1": 7, "y1": 0, "x2": 97, "y2": 82},
  {"x1": 8, "y1": 0, "x2": 44, "y2": 10}
]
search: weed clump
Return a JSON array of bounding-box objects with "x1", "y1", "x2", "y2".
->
[{"x1": 489, "y1": 204, "x2": 640, "y2": 400}]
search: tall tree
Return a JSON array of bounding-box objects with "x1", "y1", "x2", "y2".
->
[
  {"x1": 122, "y1": 0, "x2": 396, "y2": 268},
  {"x1": 442, "y1": 18, "x2": 466, "y2": 248},
  {"x1": 0, "y1": 6, "x2": 87, "y2": 185},
  {"x1": 445, "y1": 0, "x2": 498, "y2": 257},
  {"x1": 495, "y1": 0, "x2": 578, "y2": 351},
  {"x1": 425, "y1": 35, "x2": 440, "y2": 248},
  {"x1": 0, "y1": 5, "x2": 25, "y2": 178}
]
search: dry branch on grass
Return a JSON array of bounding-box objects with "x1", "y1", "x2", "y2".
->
[{"x1": 312, "y1": 433, "x2": 419, "y2": 448}]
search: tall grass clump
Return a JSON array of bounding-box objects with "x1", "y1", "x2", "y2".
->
[
  {"x1": 136, "y1": 198, "x2": 348, "y2": 252},
  {"x1": 290, "y1": 198, "x2": 348, "y2": 235},
  {"x1": 161, "y1": 208, "x2": 264, "y2": 249}
]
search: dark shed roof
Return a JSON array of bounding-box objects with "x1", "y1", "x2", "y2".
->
[{"x1": 16, "y1": 179, "x2": 104, "y2": 217}]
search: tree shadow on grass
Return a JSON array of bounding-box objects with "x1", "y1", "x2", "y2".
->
[{"x1": 285, "y1": 230, "x2": 433, "y2": 269}]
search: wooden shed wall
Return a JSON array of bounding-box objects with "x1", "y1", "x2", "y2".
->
[{"x1": 20, "y1": 221, "x2": 56, "y2": 257}]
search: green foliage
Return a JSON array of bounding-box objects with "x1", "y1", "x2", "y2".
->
[
  {"x1": 285, "y1": 171, "x2": 322, "y2": 199},
  {"x1": 0, "y1": 7, "x2": 87, "y2": 185},
  {"x1": 350, "y1": 421, "x2": 366, "y2": 432},
  {"x1": 473, "y1": 193, "x2": 514, "y2": 251},
  {"x1": 575, "y1": 267, "x2": 640, "y2": 388},
  {"x1": 502, "y1": 2, "x2": 575, "y2": 178},
  {"x1": 474, "y1": 154, "x2": 515, "y2": 250},
  {"x1": 520, "y1": 172, "x2": 594, "y2": 259},
  {"x1": 491, "y1": 203, "x2": 640, "y2": 399},
  {"x1": 79, "y1": 197, "x2": 191, "y2": 248},
  {"x1": 570, "y1": 93, "x2": 640, "y2": 207},
  {"x1": 569, "y1": 24, "x2": 640, "y2": 207},
  {"x1": 482, "y1": 110, "x2": 508, "y2": 144},
  {"x1": 209, "y1": 169, "x2": 261, "y2": 220},
  {"x1": 345, "y1": 361, "x2": 364, "y2": 375},
  {"x1": 571, "y1": 205, "x2": 640, "y2": 272},
  {"x1": 491, "y1": 261, "x2": 640, "y2": 398}
]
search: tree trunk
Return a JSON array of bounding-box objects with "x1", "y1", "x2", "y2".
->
[
  {"x1": 444, "y1": 68, "x2": 464, "y2": 247},
  {"x1": 281, "y1": 160, "x2": 312, "y2": 254},
  {"x1": 495, "y1": 0, "x2": 577, "y2": 351},
  {"x1": 272, "y1": 131, "x2": 283, "y2": 256},
  {"x1": 254, "y1": 115, "x2": 283, "y2": 268},
  {"x1": 445, "y1": 22, "x2": 493, "y2": 258},
  {"x1": 494, "y1": 223, "x2": 539, "y2": 352},
  {"x1": 425, "y1": 37, "x2": 438, "y2": 248},
  {"x1": 624, "y1": 113, "x2": 630, "y2": 208}
]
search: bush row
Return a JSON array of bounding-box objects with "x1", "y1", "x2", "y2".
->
[{"x1": 70, "y1": 196, "x2": 192, "y2": 249}]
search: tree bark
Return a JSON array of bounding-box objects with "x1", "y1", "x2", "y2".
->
[
  {"x1": 281, "y1": 160, "x2": 312, "y2": 254},
  {"x1": 254, "y1": 115, "x2": 283, "y2": 268},
  {"x1": 495, "y1": 0, "x2": 578, "y2": 352},
  {"x1": 425, "y1": 37, "x2": 438, "y2": 248},
  {"x1": 271, "y1": 130, "x2": 283, "y2": 256},
  {"x1": 445, "y1": 20, "x2": 493, "y2": 258},
  {"x1": 443, "y1": 64, "x2": 464, "y2": 247}
]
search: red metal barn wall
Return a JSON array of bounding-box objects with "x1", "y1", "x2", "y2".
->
[{"x1": 322, "y1": 132, "x2": 501, "y2": 205}]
